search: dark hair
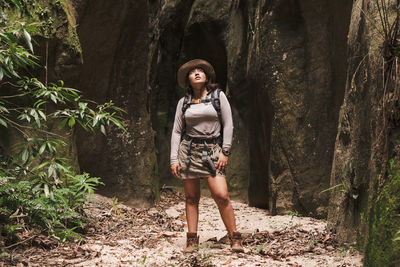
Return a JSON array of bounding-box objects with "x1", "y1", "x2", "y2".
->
[{"x1": 184, "y1": 69, "x2": 219, "y2": 97}]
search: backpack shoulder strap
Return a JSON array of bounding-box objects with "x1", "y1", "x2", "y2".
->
[
  {"x1": 180, "y1": 95, "x2": 191, "y2": 141},
  {"x1": 211, "y1": 89, "x2": 223, "y2": 146},
  {"x1": 210, "y1": 89, "x2": 222, "y2": 122},
  {"x1": 182, "y1": 94, "x2": 192, "y2": 115}
]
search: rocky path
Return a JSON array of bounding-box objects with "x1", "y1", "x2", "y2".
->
[{"x1": 3, "y1": 189, "x2": 363, "y2": 266}]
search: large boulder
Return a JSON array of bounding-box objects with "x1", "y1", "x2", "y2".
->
[
  {"x1": 71, "y1": 0, "x2": 158, "y2": 206},
  {"x1": 327, "y1": 0, "x2": 400, "y2": 265}
]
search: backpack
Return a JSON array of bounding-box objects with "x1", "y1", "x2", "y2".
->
[{"x1": 181, "y1": 88, "x2": 223, "y2": 145}]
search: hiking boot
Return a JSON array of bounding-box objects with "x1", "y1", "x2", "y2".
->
[
  {"x1": 229, "y1": 231, "x2": 244, "y2": 253},
  {"x1": 184, "y1": 232, "x2": 199, "y2": 253}
]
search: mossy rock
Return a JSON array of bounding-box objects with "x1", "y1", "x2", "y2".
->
[
  {"x1": 4, "y1": 0, "x2": 81, "y2": 54},
  {"x1": 364, "y1": 159, "x2": 400, "y2": 267}
]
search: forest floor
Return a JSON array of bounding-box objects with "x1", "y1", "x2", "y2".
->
[{"x1": 2, "y1": 188, "x2": 363, "y2": 267}]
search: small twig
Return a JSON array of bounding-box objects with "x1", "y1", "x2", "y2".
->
[
  {"x1": 45, "y1": 39, "x2": 48, "y2": 87},
  {"x1": 4, "y1": 235, "x2": 35, "y2": 249},
  {"x1": 3, "y1": 108, "x2": 26, "y2": 111},
  {"x1": 0, "y1": 93, "x2": 29, "y2": 99},
  {"x1": 350, "y1": 54, "x2": 369, "y2": 93},
  {"x1": 0, "y1": 81, "x2": 22, "y2": 88},
  {"x1": 1, "y1": 116, "x2": 30, "y2": 137},
  {"x1": 2, "y1": 115, "x2": 68, "y2": 139}
]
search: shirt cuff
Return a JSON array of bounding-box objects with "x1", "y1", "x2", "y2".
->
[{"x1": 222, "y1": 145, "x2": 231, "y2": 151}]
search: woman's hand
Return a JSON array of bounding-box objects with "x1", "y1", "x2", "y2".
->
[
  {"x1": 216, "y1": 153, "x2": 228, "y2": 173},
  {"x1": 170, "y1": 163, "x2": 180, "y2": 178}
]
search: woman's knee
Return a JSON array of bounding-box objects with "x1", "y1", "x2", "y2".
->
[
  {"x1": 213, "y1": 193, "x2": 230, "y2": 207},
  {"x1": 185, "y1": 194, "x2": 200, "y2": 206}
]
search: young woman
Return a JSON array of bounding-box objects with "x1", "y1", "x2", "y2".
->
[{"x1": 170, "y1": 59, "x2": 244, "y2": 253}]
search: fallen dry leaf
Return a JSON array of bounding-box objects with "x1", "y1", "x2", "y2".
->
[
  {"x1": 323, "y1": 233, "x2": 331, "y2": 243},
  {"x1": 223, "y1": 257, "x2": 233, "y2": 264}
]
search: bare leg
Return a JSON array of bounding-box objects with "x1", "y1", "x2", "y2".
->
[
  {"x1": 206, "y1": 176, "x2": 237, "y2": 235},
  {"x1": 183, "y1": 179, "x2": 201, "y2": 233}
]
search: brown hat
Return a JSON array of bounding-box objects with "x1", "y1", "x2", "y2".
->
[{"x1": 177, "y1": 59, "x2": 216, "y2": 89}]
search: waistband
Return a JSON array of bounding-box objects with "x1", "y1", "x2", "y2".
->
[{"x1": 182, "y1": 134, "x2": 219, "y2": 144}]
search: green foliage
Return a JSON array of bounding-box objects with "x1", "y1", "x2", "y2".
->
[
  {"x1": 0, "y1": 174, "x2": 103, "y2": 242},
  {"x1": 0, "y1": 0, "x2": 125, "y2": 244},
  {"x1": 285, "y1": 210, "x2": 301, "y2": 218},
  {"x1": 395, "y1": 214, "x2": 400, "y2": 242},
  {"x1": 198, "y1": 244, "x2": 213, "y2": 266},
  {"x1": 336, "y1": 244, "x2": 357, "y2": 258},
  {"x1": 252, "y1": 244, "x2": 265, "y2": 255},
  {"x1": 320, "y1": 158, "x2": 354, "y2": 197},
  {"x1": 1, "y1": 0, "x2": 80, "y2": 48},
  {"x1": 364, "y1": 158, "x2": 400, "y2": 266},
  {"x1": 135, "y1": 255, "x2": 147, "y2": 266},
  {"x1": 111, "y1": 197, "x2": 124, "y2": 217}
]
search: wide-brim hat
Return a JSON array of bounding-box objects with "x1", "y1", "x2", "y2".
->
[{"x1": 177, "y1": 59, "x2": 216, "y2": 89}]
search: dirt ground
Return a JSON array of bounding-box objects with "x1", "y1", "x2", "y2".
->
[{"x1": 1, "y1": 188, "x2": 363, "y2": 266}]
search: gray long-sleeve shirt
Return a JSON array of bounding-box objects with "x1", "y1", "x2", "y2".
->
[{"x1": 170, "y1": 91, "x2": 234, "y2": 165}]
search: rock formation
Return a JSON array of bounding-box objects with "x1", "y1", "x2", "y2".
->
[
  {"x1": 328, "y1": 0, "x2": 400, "y2": 265},
  {"x1": 40, "y1": 0, "x2": 159, "y2": 207},
  {"x1": 73, "y1": 0, "x2": 158, "y2": 206}
]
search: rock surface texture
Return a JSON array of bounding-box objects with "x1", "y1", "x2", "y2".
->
[
  {"x1": 71, "y1": 0, "x2": 159, "y2": 206},
  {"x1": 328, "y1": 0, "x2": 400, "y2": 265}
]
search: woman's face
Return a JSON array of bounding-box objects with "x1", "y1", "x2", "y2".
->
[{"x1": 188, "y1": 68, "x2": 208, "y2": 87}]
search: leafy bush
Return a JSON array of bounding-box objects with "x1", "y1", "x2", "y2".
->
[{"x1": 0, "y1": 0, "x2": 125, "y2": 243}]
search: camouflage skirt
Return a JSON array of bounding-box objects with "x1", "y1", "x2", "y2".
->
[{"x1": 178, "y1": 139, "x2": 225, "y2": 179}]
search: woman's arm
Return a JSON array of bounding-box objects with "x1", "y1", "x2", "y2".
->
[
  {"x1": 170, "y1": 98, "x2": 184, "y2": 165},
  {"x1": 219, "y1": 91, "x2": 234, "y2": 151}
]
